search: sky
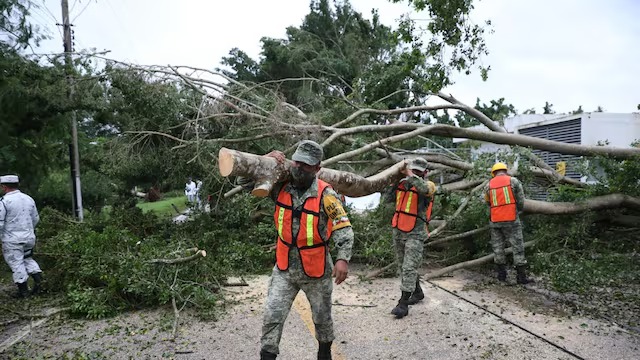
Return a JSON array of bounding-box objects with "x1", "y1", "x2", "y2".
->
[{"x1": 28, "y1": 0, "x2": 640, "y2": 209}]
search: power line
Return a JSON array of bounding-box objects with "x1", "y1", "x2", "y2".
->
[
  {"x1": 34, "y1": 1, "x2": 64, "y2": 39},
  {"x1": 426, "y1": 280, "x2": 587, "y2": 360},
  {"x1": 71, "y1": 0, "x2": 93, "y2": 23},
  {"x1": 103, "y1": 0, "x2": 138, "y2": 60},
  {"x1": 38, "y1": 0, "x2": 60, "y2": 23}
]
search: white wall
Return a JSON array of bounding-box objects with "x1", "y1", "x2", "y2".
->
[{"x1": 581, "y1": 113, "x2": 640, "y2": 147}]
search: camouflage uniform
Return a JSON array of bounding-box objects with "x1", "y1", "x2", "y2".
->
[
  {"x1": 260, "y1": 179, "x2": 353, "y2": 354},
  {"x1": 385, "y1": 175, "x2": 436, "y2": 292},
  {"x1": 238, "y1": 141, "x2": 353, "y2": 357},
  {"x1": 483, "y1": 176, "x2": 527, "y2": 266}
]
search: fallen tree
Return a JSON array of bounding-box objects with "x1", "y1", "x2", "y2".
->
[
  {"x1": 423, "y1": 241, "x2": 537, "y2": 280},
  {"x1": 102, "y1": 60, "x2": 640, "y2": 297}
]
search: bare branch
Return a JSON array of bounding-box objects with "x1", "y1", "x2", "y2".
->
[
  {"x1": 430, "y1": 181, "x2": 488, "y2": 238},
  {"x1": 332, "y1": 104, "x2": 466, "y2": 128},
  {"x1": 149, "y1": 250, "x2": 207, "y2": 265},
  {"x1": 124, "y1": 131, "x2": 191, "y2": 144},
  {"x1": 427, "y1": 226, "x2": 489, "y2": 247},
  {"x1": 524, "y1": 194, "x2": 640, "y2": 214},
  {"x1": 323, "y1": 123, "x2": 640, "y2": 160}
]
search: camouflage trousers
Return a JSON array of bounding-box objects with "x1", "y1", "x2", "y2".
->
[
  {"x1": 490, "y1": 223, "x2": 527, "y2": 266},
  {"x1": 393, "y1": 229, "x2": 425, "y2": 292},
  {"x1": 261, "y1": 266, "x2": 334, "y2": 355}
]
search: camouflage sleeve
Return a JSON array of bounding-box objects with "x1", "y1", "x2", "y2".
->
[
  {"x1": 322, "y1": 187, "x2": 354, "y2": 262},
  {"x1": 404, "y1": 175, "x2": 436, "y2": 197},
  {"x1": 511, "y1": 177, "x2": 526, "y2": 212},
  {"x1": 483, "y1": 182, "x2": 490, "y2": 204}
]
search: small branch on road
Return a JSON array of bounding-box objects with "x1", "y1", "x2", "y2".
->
[{"x1": 332, "y1": 302, "x2": 377, "y2": 308}]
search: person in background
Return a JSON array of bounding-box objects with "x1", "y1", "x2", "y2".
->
[
  {"x1": 194, "y1": 179, "x2": 203, "y2": 208},
  {"x1": 484, "y1": 162, "x2": 532, "y2": 284},
  {"x1": 385, "y1": 158, "x2": 436, "y2": 319},
  {"x1": 185, "y1": 177, "x2": 196, "y2": 204},
  {"x1": 0, "y1": 175, "x2": 43, "y2": 298}
]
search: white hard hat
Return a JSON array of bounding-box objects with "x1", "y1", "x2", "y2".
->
[{"x1": 0, "y1": 175, "x2": 19, "y2": 184}]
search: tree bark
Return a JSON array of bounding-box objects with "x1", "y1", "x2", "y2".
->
[
  {"x1": 423, "y1": 241, "x2": 537, "y2": 279},
  {"x1": 219, "y1": 147, "x2": 289, "y2": 197},
  {"x1": 524, "y1": 194, "x2": 640, "y2": 214},
  {"x1": 325, "y1": 123, "x2": 640, "y2": 160},
  {"x1": 219, "y1": 147, "x2": 408, "y2": 197},
  {"x1": 371, "y1": 153, "x2": 587, "y2": 187}
]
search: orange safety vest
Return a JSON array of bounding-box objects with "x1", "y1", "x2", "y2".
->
[
  {"x1": 488, "y1": 175, "x2": 517, "y2": 222},
  {"x1": 391, "y1": 180, "x2": 433, "y2": 233},
  {"x1": 273, "y1": 180, "x2": 333, "y2": 278}
]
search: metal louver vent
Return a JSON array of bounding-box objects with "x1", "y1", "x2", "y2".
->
[{"x1": 518, "y1": 118, "x2": 582, "y2": 200}]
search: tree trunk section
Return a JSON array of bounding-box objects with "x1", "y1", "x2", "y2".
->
[
  {"x1": 219, "y1": 147, "x2": 408, "y2": 197},
  {"x1": 524, "y1": 194, "x2": 640, "y2": 214}
]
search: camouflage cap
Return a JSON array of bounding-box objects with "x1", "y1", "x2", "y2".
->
[
  {"x1": 408, "y1": 158, "x2": 429, "y2": 172},
  {"x1": 292, "y1": 140, "x2": 323, "y2": 166}
]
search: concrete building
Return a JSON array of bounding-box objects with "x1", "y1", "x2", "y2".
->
[{"x1": 454, "y1": 112, "x2": 640, "y2": 199}]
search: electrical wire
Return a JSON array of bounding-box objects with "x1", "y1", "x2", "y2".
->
[{"x1": 425, "y1": 279, "x2": 587, "y2": 360}]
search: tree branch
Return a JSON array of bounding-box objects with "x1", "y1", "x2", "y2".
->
[
  {"x1": 149, "y1": 250, "x2": 207, "y2": 265},
  {"x1": 332, "y1": 104, "x2": 466, "y2": 128},
  {"x1": 427, "y1": 226, "x2": 489, "y2": 247},
  {"x1": 423, "y1": 241, "x2": 537, "y2": 279}
]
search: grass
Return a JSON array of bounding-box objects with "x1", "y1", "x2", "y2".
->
[{"x1": 136, "y1": 196, "x2": 188, "y2": 217}]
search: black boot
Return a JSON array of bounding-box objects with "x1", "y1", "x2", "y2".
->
[
  {"x1": 31, "y1": 272, "x2": 43, "y2": 295},
  {"x1": 318, "y1": 341, "x2": 332, "y2": 360},
  {"x1": 390, "y1": 291, "x2": 411, "y2": 319},
  {"x1": 260, "y1": 349, "x2": 277, "y2": 360},
  {"x1": 12, "y1": 281, "x2": 29, "y2": 298},
  {"x1": 496, "y1": 264, "x2": 507, "y2": 282},
  {"x1": 516, "y1": 265, "x2": 533, "y2": 284},
  {"x1": 407, "y1": 278, "x2": 424, "y2": 305}
]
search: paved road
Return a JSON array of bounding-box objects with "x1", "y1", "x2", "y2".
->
[
  {"x1": 3, "y1": 269, "x2": 639, "y2": 359},
  {"x1": 180, "y1": 270, "x2": 639, "y2": 360}
]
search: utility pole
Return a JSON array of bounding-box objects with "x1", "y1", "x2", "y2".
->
[{"x1": 61, "y1": 0, "x2": 84, "y2": 221}]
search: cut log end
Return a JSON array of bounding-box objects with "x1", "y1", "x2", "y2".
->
[
  {"x1": 251, "y1": 188, "x2": 270, "y2": 198},
  {"x1": 218, "y1": 147, "x2": 235, "y2": 177},
  {"x1": 251, "y1": 181, "x2": 273, "y2": 198}
]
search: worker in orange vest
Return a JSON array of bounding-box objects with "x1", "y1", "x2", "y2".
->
[
  {"x1": 239, "y1": 140, "x2": 353, "y2": 360},
  {"x1": 385, "y1": 158, "x2": 436, "y2": 319},
  {"x1": 484, "y1": 162, "x2": 532, "y2": 284}
]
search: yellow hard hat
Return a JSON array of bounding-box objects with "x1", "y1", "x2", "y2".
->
[{"x1": 491, "y1": 162, "x2": 508, "y2": 177}]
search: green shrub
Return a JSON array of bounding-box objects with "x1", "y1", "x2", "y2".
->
[
  {"x1": 35, "y1": 193, "x2": 275, "y2": 319},
  {"x1": 349, "y1": 203, "x2": 395, "y2": 267}
]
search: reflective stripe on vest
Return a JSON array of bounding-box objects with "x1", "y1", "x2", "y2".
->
[
  {"x1": 273, "y1": 180, "x2": 333, "y2": 278},
  {"x1": 391, "y1": 180, "x2": 432, "y2": 233},
  {"x1": 488, "y1": 175, "x2": 517, "y2": 222}
]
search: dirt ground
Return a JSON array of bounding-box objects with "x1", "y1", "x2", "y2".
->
[{"x1": 1, "y1": 266, "x2": 639, "y2": 360}]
